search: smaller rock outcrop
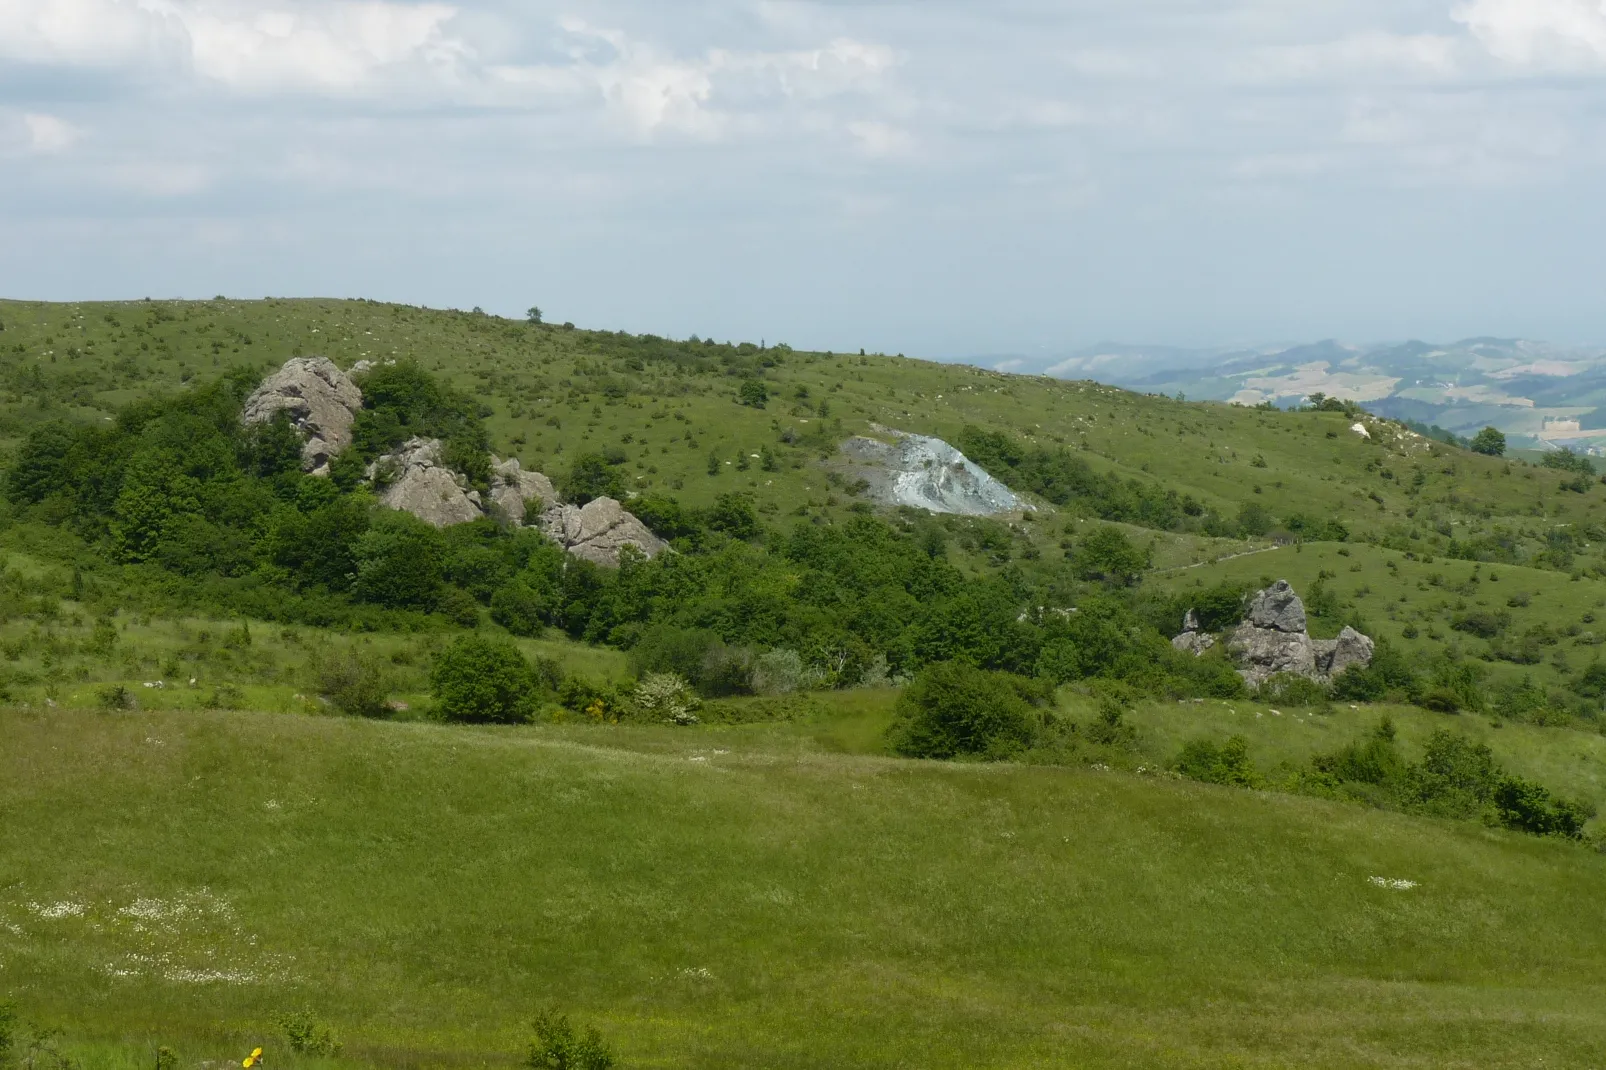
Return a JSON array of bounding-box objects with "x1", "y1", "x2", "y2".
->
[
  {"x1": 488, "y1": 456, "x2": 555, "y2": 526},
  {"x1": 240, "y1": 357, "x2": 363, "y2": 476},
  {"x1": 539, "y1": 497, "x2": 668, "y2": 567},
  {"x1": 1173, "y1": 580, "x2": 1375, "y2": 686},
  {"x1": 1316, "y1": 626, "x2": 1375, "y2": 678},
  {"x1": 371, "y1": 438, "x2": 483, "y2": 528},
  {"x1": 1171, "y1": 608, "x2": 1216, "y2": 655}
]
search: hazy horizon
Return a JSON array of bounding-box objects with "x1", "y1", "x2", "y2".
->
[{"x1": 7, "y1": 1, "x2": 1606, "y2": 357}]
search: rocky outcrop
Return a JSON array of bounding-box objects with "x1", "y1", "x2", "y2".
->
[
  {"x1": 1317, "y1": 626, "x2": 1375, "y2": 678},
  {"x1": 240, "y1": 357, "x2": 362, "y2": 476},
  {"x1": 488, "y1": 456, "x2": 555, "y2": 526},
  {"x1": 538, "y1": 497, "x2": 668, "y2": 567},
  {"x1": 839, "y1": 427, "x2": 1026, "y2": 516},
  {"x1": 1172, "y1": 580, "x2": 1374, "y2": 686},
  {"x1": 371, "y1": 438, "x2": 484, "y2": 528},
  {"x1": 1171, "y1": 609, "x2": 1217, "y2": 655}
]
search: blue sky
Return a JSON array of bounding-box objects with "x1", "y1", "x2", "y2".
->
[{"x1": 4, "y1": 0, "x2": 1606, "y2": 359}]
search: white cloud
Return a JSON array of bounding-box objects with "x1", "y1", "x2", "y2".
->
[
  {"x1": 0, "y1": 0, "x2": 468, "y2": 93},
  {"x1": 847, "y1": 119, "x2": 912, "y2": 157},
  {"x1": 23, "y1": 112, "x2": 79, "y2": 152},
  {"x1": 1456, "y1": 0, "x2": 1606, "y2": 67}
]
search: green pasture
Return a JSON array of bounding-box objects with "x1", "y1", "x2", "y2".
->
[{"x1": 2, "y1": 705, "x2": 1605, "y2": 1069}]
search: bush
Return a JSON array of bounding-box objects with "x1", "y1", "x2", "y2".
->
[
  {"x1": 559, "y1": 453, "x2": 627, "y2": 505},
  {"x1": 1071, "y1": 526, "x2": 1151, "y2": 585},
  {"x1": 0, "y1": 1001, "x2": 15, "y2": 1070},
  {"x1": 431, "y1": 636, "x2": 536, "y2": 723},
  {"x1": 351, "y1": 511, "x2": 444, "y2": 609},
  {"x1": 633, "y1": 672, "x2": 701, "y2": 724},
  {"x1": 1492, "y1": 776, "x2": 1594, "y2": 839},
  {"x1": 314, "y1": 649, "x2": 390, "y2": 718},
  {"x1": 527, "y1": 1010, "x2": 615, "y2": 1070},
  {"x1": 1470, "y1": 426, "x2": 1506, "y2": 456},
  {"x1": 1175, "y1": 736, "x2": 1258, "y2": 787},
  {"x1": 491, "y1": 579, "x2": 550, "y2": 637},
  {"x1": 1404, "y1": 729, "x2": 1499, "y2": 816},
  {"x1": 277, "y1": 1009, "x2": 342, "y2": 1057},
  {"x1": 887, "y1": 661, "x2": 1039, "y2": 760},
  {"x1": 1255, "y1": 672, "x2": 1329, "y2": 707},
  {"x1": 96, "y1": 684, "x2": 135, "y2": 711}
]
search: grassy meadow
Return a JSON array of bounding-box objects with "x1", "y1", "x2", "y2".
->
[{"x1": 3, "y1": 704, "x2": 1606, "y2": 1069}]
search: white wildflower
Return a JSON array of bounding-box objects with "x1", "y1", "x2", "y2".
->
[{"x1": 1368, "y1": 876, "x2": 1418, "y2": 891}]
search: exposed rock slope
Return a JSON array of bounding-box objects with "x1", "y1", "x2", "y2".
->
[
  {"x1": 240, "y1": 356, "x2": 362, "y2": 475},
  {"x1": 840, "y1": 427, "x2": 1025, "y2": 515}
]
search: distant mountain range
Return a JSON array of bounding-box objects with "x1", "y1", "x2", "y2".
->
[{"x1": 986, "y1": 338, "x2": 1606, "y2": 454}]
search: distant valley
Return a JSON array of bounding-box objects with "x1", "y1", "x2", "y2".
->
[{"x1": 995, "y1": 338, "x2": 1606, "y2": 454}]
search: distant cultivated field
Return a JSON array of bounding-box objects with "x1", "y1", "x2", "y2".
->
[{"x1": 3, "y1": 706, "x2": 1605, "y2": 1069}]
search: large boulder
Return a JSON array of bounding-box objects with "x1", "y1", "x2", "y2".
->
[
  {"x1": 1229, "y1": 622, "x2": 1317, "y2": 684},
  {"x1": 538, "y1": 497, "x2": 667, "y2": 567},
  {"x1": 240, "y1": 357, "x2": 362, "y2": 476},
  {"x1": 1171, "y1": 608, "x2": 1217, "y2": 655},
  {"x1": 1315, "y1": 626, "x2": 1375, "y2": 678},
  {"x1": 1245, "y1": 579, "x2": 1307, "y2": 633},
  {"x1": 372, "y1": 438, "x2": 483, "y2": 528},
  {"x1": 488, "y1": 456, "x2": 555, "y2": 526}
]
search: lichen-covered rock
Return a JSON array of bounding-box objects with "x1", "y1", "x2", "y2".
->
[
  {"x1": 1315, "y1": 626, "x2": 1375, "y2": 678},
  {"x1": 1245, "y1": 579, "x2": 1307, "y2": 633},
  {"x1": 488, "y1": 456, "x2": 555, "y2": 526},
  {"x1": 538, "y1": 496, "x2": 667, "y2": 567},
  {"x1": 373, "y1": 438, "x2": 483, "y2": 528},
  {"x1": 240, "y1": 357, "x2": 363, "y2": 476},
  {"x1": 1172, "y1": 631, "x2": 1216, "y2": 656},
  {"x1": 1229, "y1": 622, "x2": 1316, "y2": 683}
]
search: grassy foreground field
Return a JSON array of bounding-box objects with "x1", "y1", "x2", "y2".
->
[{"x1": 3, "y1": 706, "x2": 1605, "y2": 1069}]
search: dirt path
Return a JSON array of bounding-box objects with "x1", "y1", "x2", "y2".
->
[{"x1": 1153, "y1": 544, "x2": 1284, "y2": 576}]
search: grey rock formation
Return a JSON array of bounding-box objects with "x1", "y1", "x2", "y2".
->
[
  {"x1": 1174, "y1": 580, "x2": 1374, "y2": 686},
  {"x1": 1315, "y1": 626, "x2": 1375, "y2": 678},
  {"x1": 372, "y1": 438, "x2": 484, "y2": 528},
  {"x1": 1245, "y1": 579, "x2": 1308, "y2": 634},
  {"x1": 1171, "y1": 608, "x2": 1216, "y2": 655},
  {"x1": 240, "y1": 356, "x2": 363, "y2": 475},
  {"x1": 539, "y1": 496, "x2": 668, "y2": 567},
  {"x1": 1229, "y1": 621, "x2": 1317, "y2": 683},
  {"x1": 1172, "y1": 631, "x2": 1217, "y2": 656},
  {"x1": 488, "y1": 456, "x2": 555, "y2": 526},
  {"x1": 839, "y1": 427, "x2": 1025, "y2": 516}
]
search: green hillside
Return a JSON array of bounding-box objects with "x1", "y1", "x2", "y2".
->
[
  {"x1": 2, "y1": 297, "x2": 1604, "y2": 1066},
  {"x1": 4, "y1": 705, "x2": 1606, "y2": 1069}
]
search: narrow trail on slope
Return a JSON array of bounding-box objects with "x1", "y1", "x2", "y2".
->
[{"x1": 1152, "y1": 544, "x2": 1284, "y2": 576}]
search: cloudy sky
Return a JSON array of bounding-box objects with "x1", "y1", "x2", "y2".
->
[{"x1": 4, "y1": 0, "x2": 1606, "y2": 358}]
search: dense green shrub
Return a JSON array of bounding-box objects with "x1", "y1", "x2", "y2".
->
[
  {"x1": 431, "y1": 635, "x2": 536, "y2": 723},
  {"x1": 957, "y1": 425, "x2": 1200, "y2": 531},
  {"x1": 526, "y1": 1009, "x2": 615, "y2": 1070},
  {"x1": 888, "y1": 661, "x2": 1041, "y2": 759},
  {"x1": 1492, "y1": 776, "x2": 1594, "y2": 839},
  {"x1": 1071, "y1": 526, "x2": 1151, "y2": 584},
  {"x1": 559, "y1": 452, "x2": 627, "y2": 505},
  {"x1": 352, "y1": 512, "x2": 445, "y2": 609},
  {"x1": 314, "y1": 649, "x2": 391, "y2": 717},
  {"x1": 1175, "y1": 736, "x2": 1258, "y2": 787}
]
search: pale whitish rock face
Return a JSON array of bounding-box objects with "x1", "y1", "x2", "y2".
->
[
  {"x1": 374, "y1": 438, "x2": 483, "y2": 528},
  {"x1": 240, "y1": 356, "x2": 362, "y2": 476},
  {"x1": 538, "y1": 497, "x2": 668, "y2": 567}
]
